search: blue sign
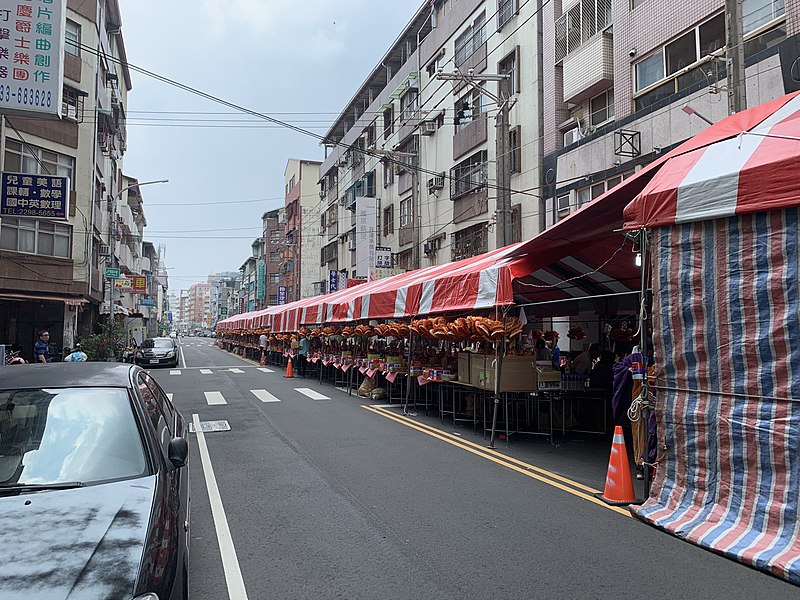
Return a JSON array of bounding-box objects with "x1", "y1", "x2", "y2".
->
[
  {"x1": 1, "y1": 172, "x2": 70, "y2": 220},
  {"x1": 278, "y1": 285, "x2": 287, "y2": 305},
  {"x1": 167, "y1": 312, "x2": 173, "y2": 323},
  {"x1": 328, "y1": 269, "x2": 339, "y2": 293},
  {"x1": 140, "y1": 298, "x2": 156, "y2": 307}
]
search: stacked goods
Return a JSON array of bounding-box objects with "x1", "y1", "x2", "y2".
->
[
  {"x1": 567, "y1": 327, "x2": 587, "y2": 340},
  {"x1": 410, "y1": 316, "x2": 524, "y2": 342},
  {"x1": 610, "y1": 327, "x2": 636, "y2": 343}
]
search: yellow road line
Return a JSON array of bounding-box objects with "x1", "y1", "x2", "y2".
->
[{"x1": 362, "y1": 405, "x2": 631, "y2": 518}]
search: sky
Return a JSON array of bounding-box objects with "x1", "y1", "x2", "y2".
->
[{"x1": 121, "y1": 0, "x2": 424, "y2": 292}]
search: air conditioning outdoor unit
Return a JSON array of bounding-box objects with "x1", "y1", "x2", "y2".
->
[
  {"x1": 421, "y1": 120, "x2": 437, "y2": 136},
  {"x1": 99, "y1": 244, "x2": 112, "y2": 256},
  {"x1": 563, "y1": 127, "x2": 582, "y2": 146},
  {"x1": 427, "y1": 173, "x2": 445, "y2": 192},
  {"x1": 348, "y1": 238, "x2": 357, "y2": 251}
]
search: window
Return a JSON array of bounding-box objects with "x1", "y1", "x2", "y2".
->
[
  {"x1": 4, "y1": 139, "x2": 74, "y2": 184},
  {"x1": 498, "y1": 48, "x2": 519, "y2": 95},
  {"x1": 634, "y1": 14, "x2": 728, "y2": 111},
  {"x1": 455, "y1": 11, "x2": 486, "y2": 67},
  {"x1": 396, "y1": 249, "x2": 413, "y2": 270},
  {"x1": 450, "y1": 151, "x2": 488, "y2": 199},
  {"x1": 743, "y1": 0, "x2": 785, "y2": 34},
  {"x1": 65, "y1": 20, "x2": 80, "y2": 56},
  {"x1": 555, "y1": 0, "x2": 613, "y2": 62},
  {"x1": 589, "y1": 89, "x2": 614, "y2": 126},
  {"x1": 269, "y1": 294, "x2": 278, "y2": 305},
  {"x1": 557, "y1": 194, "x2": 571, "y2": 213},
  {"x1": 0, "y1": 217, "x2": 71, "y2": 257},
  {"x1": 62, "y1": 87, "x2": 83, "y2": 122},
  {"x1": 451, "y1": 223, "x2": 488, "y2": 261},
  {"x1": 498, "y1": 0, "x2": 517, "y2": 28},
  {"x1": 454, "y1": 86, "x2": 487, "y2": 131},
  {"x1": 269, "y1": 251, "x2": 280, "y2": 262},
  {"x1": 383, "y1": 105, "x2": 394, "y2": 139},
  {"x1": 400, "y1": 197, "x2": 412, "y2": 227},
  {"x1": 400, "y1": 88, "x2": 419, "y2": 122},
  {"x1": 509, "y1": 126, "x2": 521, "y2": 174},
  {"x1": 383, "y1": 158, "x2": 394, "y2": 187},
  {"x1": 269, "y1": 273, "x2": 280, "y2": 284},
  {"x1": 383, "y1": 204, "x2": 394, "y2": 236}
]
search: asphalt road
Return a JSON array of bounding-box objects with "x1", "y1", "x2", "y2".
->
[{"x1": 149, "y1": 337, "x2": 798, "y2": 600}]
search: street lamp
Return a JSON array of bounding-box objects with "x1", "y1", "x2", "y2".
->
[{"x1": 105, "y1": 179, "x2": 169, "y2": 359}]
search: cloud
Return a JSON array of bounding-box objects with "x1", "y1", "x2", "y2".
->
[{"x1": 200, "y1": 0, "x2": 354, "y2": 59}]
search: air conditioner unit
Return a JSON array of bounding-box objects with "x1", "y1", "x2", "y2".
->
[
  {"x1": 348, "y1": 238, "x2": 356, "y2": 251},
  {"x1": 563, "y1": 127, "x2": 582, "y2": 146},
  {"x1": 421, "y1": 120, "x2": 437, "y2": 136},
  {"x1": 427, "y1": 173, "x2": 445, "y2": 192},
  {"x1": 99, "y1": 244, "x2": 112, "y2": 256}
]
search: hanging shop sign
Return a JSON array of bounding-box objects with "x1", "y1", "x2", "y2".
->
[
  {"x1": 0, "y1": 172, "x2": 69, "y2": 219},
  {"x1": 0, "y1": 0, "x2": 67, "y2": 119},
  {"x1": 355, "y1": 196, "x2": 377, "y2": 278},
  {"x1": 375, "y1": 246, "x2": 392, "y2": 268},
  {"x1": 131, "y1": 275, "x2": 147, "y2": 293},
  {"x1": 277, "y1": 285, "x2": 287, "y2": 305},
  {"x1": 328, "y1": 269, "x2": 340, "y2": 293},
  {"x1": 256, "y1": 259, "x2": 266, "y2": 300}
]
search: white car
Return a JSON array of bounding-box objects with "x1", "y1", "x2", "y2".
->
[{"x1": 169, "y1": 331, "x2": 177, "y2": 338}]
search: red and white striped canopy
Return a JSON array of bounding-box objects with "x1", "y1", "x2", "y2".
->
[{"x1": 624, "y1": 91, "x2": 800, "y2": 229}]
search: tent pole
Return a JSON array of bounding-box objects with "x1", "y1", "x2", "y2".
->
[
  {"x1": 403, "y1": 326, "x2": 414, "y2": 416},
  {"x1": 639, "y1": 228, "x2": 652, "y2": 498},
  {"x1": 488, "y1": 308, "x2": 508, "y2": 449}
]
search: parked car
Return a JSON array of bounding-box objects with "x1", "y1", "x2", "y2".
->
[
  {"x1": 0, "y1": 363, "x2": 190, "y2": 599},
  {"x1": 135, "y1": 337, "x2": 179, "y2": 368}
]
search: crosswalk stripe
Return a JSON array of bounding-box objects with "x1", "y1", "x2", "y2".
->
[
  {"x1": 200, "y1": 369, "x2": 213, "y2": 374},
  {"x1": 204, "y1": 391, "x2": 226, "y2": 405},
  {"x1": 257, "y1": 367, "x2": 274, "y2": 373},
  {"x1": 251, "y1": 389, "x2": 280, "y2": 403},
  {"x1": 170, "y1": 370, "x2": 181, "y2": 375},
  {"x1": 295, "y1": 387, "x2": 330, "y2": 400},
  {"x1": 228, "y1": 368, "x2": 245, "y2": 374}
]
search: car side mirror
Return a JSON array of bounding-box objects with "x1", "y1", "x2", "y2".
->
[{"x1": 168, "y1": 437, "x2": 189, "y2": 468}]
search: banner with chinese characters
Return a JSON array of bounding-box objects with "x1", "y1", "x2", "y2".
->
[
  {"x1": 256, "y1": 259, "x2": 266, "y2": 300},
  {"x1": 0, "y1": 0, "x2": 66, "y2": 119},
  {"x1": 369, "y1": 267, "x2": 406, "y2": 281},
  {"x1": 0, "y1": 172, "x2": 68, "y2": 219},
  {"x1": 355, "y1": 196, "x2": 377, "y2": 278},
  {"x1": 328, "y1": 269, "x2": 339, "y2": 293},
  {"x1": 277, "y1": 285, "x2": 287, "y2": 305},
  {"x1": 131, "y1": 275, "x2": 147, "y2": 293}
]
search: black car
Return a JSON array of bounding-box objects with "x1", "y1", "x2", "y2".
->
[
  {"x1": 0, "y1": 363, "x2": 190, "y2": 600},
  {"x1": 135, "y1": 337, "x2": 179, "y2": 368}
]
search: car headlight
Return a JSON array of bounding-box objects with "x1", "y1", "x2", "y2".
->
[
  {"x1": 135, "y1": 351, "x2": 143, "y2": 357},
  {"x1": 165, "y1": 350, "x2": 175, "y2": 358}
]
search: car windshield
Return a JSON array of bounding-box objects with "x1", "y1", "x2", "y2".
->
[
  {"x1": 140, "y1": 338, "x2": 172, "y2": 349},
  {"x1": 0, "y1": 387, "x2": 148, "y2": 486}
]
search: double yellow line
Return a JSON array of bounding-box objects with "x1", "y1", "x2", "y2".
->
[{"x1": 362, "y1": 405, "x2": 631, "y2": 517}]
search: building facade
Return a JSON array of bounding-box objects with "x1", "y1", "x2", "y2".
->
[{"x1": 282, "y1": 158, "x2": 322, "y2": 302}]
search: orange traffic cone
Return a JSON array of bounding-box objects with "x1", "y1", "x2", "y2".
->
[
  {"x1": 595, "y1": 426, "x2": 638, "y2": 506},
  {"x1": 284, "y1": 356, "x2": 294, "y2": 378}
]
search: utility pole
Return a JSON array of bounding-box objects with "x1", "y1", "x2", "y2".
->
[
  {"x1": 725, "y1": 0, "x2": 747, "y2": 114},
  {"x1": 435, "y1": 69, "x2": 514, "y2": 247}
]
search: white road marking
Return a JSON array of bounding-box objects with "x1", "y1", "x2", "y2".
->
[
  {"x1": 295, "y1": 388, "x2": 330, "y2": 400},
  {"x1": 200, "y1": 369, "x2": 213, "y2": 375},
  {"x1": 192, "y1": 414, "x2": 249, "y2": 600},
  {"x1": 204, "y1": 391, "x2": 227, "y2": 405},
  {"x1": 180, "y1": 346, "x2": 187, "y2": 369},
  {"x1": 251, "y1": 389, "x2": 280, "y2": 403},
  {"x1": 228, "y1": 368, "x2": 245, "y2": 374},
  {"x1": 257, "y1": 367, "x2": 274, "y2": 373},
  {"x1": 170, "y1": 370, "x2": 181, "y2": 376}
]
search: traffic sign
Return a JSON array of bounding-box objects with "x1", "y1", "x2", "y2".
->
[{"x1": 104, "y1": 267, "x2": 120, "y2": 279}]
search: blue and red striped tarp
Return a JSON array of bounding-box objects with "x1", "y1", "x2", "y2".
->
[{"x1": 634, "y1": 208, "x2": 800, "y2": 584}]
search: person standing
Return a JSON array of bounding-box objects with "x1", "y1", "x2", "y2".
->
[
  {"x1": 572, "y1": 343, "x2": 600, "y2": 377},
  {"x1": 297, "y1": 336, "x2": 310, "y2": 377},
  {"x1": 34, "y1": 330, "x2": 52, "y2": 363},
  {"x1": 258, "y1": 332, "x2": 269, "y2": 363}
]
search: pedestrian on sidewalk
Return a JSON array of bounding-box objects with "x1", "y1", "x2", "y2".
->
[
  {"x1": 259, "y1": 332, "x2": 268, "y2": 363},
  {"x1": 34, "y1": 330, "x2": 52, "y2": 363}
]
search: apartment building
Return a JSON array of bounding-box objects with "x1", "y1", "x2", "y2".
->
[
  {"x1": 542, "y1": 0, "x2": 795, "y2": 222},
  {"x1": 186, "y1": 283, "x2": 211, "y2": 330},
  {"x1": 318, "y1": 0, "x2": 543, "y2": 289},
  {"x1": 262, "y1": 208, "x2": 285, "y2": 306},
  {"x1": 0, "y1": 0, "x2": 142, "y2": 359},
  {"x1": 282, "y1": 158, "x2": 322, "y2": 302}
]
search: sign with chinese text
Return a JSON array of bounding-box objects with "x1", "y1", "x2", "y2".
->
[
  {"x1": 114, "y1": 277, "x2": 132, "y2": 290},
  {"x1": 104, "y1": 267, "x2": 120, "y2": 279},
  {"x1": 256, "y1": 259, "x2": 266, "y2": 300},
  {"x1": 355, "y1": 196, "x2": 377, "y2": 278},
  {"x1": 346, "y1": 278, "x2": 367, "y2": 289},
  {"x1": 1, "y1": 172, "x2": 68, "y2": 219},
  {"x1": 277, "y1": 285, "x2": 287, "y2": 305},
  {"x1": 0, "y1": 0, "x2": 66, "y2": 119},
  {"x1": 369, "y1": 267, "x2": 406, "y2": 281},
  {"x1": 375, "y1": 246, "x2": 392, "y2": 268},
  {"x1": 220, "y1": 307, "x2": 228, "y2": 316},
  {"x1": 328, "y1": 269, "x2": 339, "y2": 293},
  {"x1": 131, "y1": 275, "x2": 147, "y2": 293},
  {"x1": 139, "y1": 298, "x2": 155, "y2": 307}
]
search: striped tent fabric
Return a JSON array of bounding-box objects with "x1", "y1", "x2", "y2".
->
[{"x1": 633, "y1": 209, "x2": 800, "y2": 584}]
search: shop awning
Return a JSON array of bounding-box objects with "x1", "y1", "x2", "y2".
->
[
  {"x1": 0, "y1": 292, "x2": 88, "y2": 306},
  {"x1": 624, "y1": 91, "x2": 800, "y2": 229}
]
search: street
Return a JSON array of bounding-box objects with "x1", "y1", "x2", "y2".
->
[{"x1": 148, "y1": 338, "x2": 797, "y2": 600}]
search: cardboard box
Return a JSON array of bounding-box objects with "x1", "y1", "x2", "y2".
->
[
  {"x1": 536, "y1": 367, "x2": 563, "y2": 391},
  {"x1": 458, "y1": 352, "x2": 472, "y2": 384},
  {"x1": 471, "y1": 355, "x2": 537, "y2": 392}
]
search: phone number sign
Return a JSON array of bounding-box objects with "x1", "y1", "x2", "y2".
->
[{"x1": 1, "y1": 172, "x2": 69, "y2": 219}]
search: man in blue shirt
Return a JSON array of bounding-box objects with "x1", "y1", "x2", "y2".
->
[
  {"x1": 297, "y1": 336, "x2": 311, "y2": 377},
  {"x1": 34, "y1": 330, "x2": 52, "y2": 363}
]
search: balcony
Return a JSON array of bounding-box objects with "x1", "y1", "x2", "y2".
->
[{"x1": 562, "y1": 32, "x2": 613, "y2": 105}]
